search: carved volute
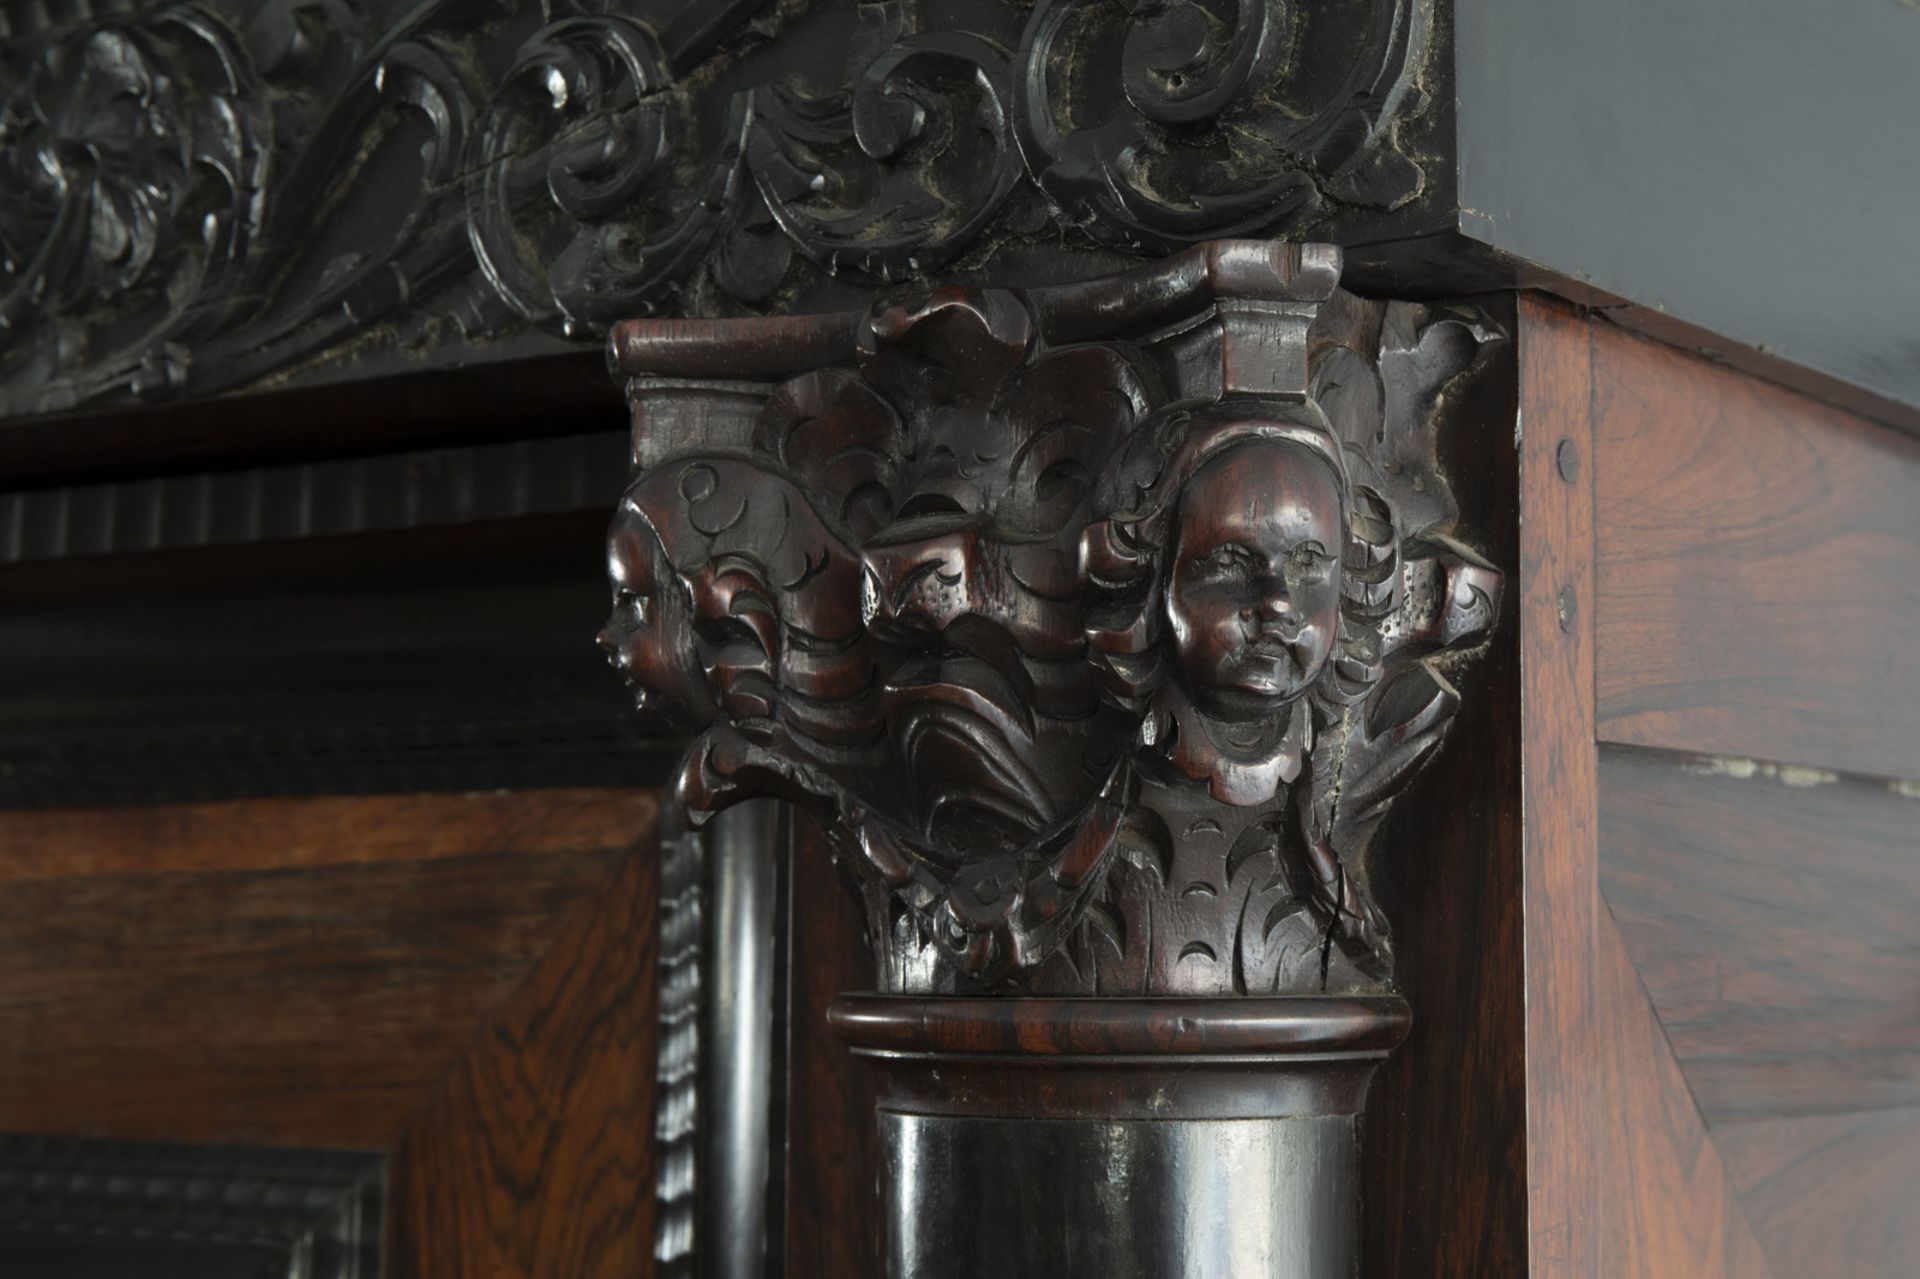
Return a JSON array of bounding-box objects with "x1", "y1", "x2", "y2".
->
[{"x1": 602, "y1": 239, "x2": 1501, "y2": 1000}]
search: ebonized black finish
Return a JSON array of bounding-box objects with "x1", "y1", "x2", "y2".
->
[
  {"x1": 0, "y1": 1135, "x2": 383, "y2": 1279},
  {"x1": 0, "y1": 511, "x2": 674, "y2": 806}
]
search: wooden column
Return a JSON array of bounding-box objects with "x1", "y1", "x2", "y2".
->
[{"x1": 599, "y1": 240, "x2": 1505, "y2": 1275}]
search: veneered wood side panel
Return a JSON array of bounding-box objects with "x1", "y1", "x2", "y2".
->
[
  {"x1": 0, "y1": 789, "x2": 657, "y2": 1149},
  {"x1": 1520, "y1": 296, "x2": 1774, "y2": 1279},
  {"x1": 1587, "y1": 321, "x2": 1920, "y2": 778},
  {"x1": 1599, "y1": 745, "x2": 1920, "y2": 1122},
  {"x1": 1593, "y1": 908, "x2": 1774, "y2": 1278},
  {"x1": 1715, "y1": 1107, "x2": 1920, "y2": 1279},
  {"x1": 1519, "y1": 292, "x2": 1603, "y2": 1279},
  {"x1": 386, "y1": 834, "x2": 659, "y2": 1279}
]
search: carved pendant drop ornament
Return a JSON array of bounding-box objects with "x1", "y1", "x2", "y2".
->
[{"x1": 602, "y1": 240, "x2": 1501, "y2": 999}]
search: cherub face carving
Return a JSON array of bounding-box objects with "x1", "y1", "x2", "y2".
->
[
  {"x1": 599, "y1": 503, "x2": 713, "y2": 731},
  {"x1": 1165, "y1": 439, "x2": 1344, "y2": 720}
]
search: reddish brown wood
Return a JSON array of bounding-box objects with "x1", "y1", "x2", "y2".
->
[
  {"x1": 829, "y1": 993, "x2": 1410, "y2": 1055},
  {"x1": 1518, "y1": 292, "x2": 1605, "y2": 1279},
  {"x1": 0, "y1": 790, "x2": 655, "y2": 1149},
  {"x1": 1591, "y1": 910, "x2": 1774, "y2": 1278},
  {"x1": 603, "y1": 244, "x2": 1503, "y2": 1000},
  {"x1": 1359, "y1": 303, "x2": 1526, "y2": 1279},
  {"x1": 783, "y1": 811, "x2": 880, "y2": 1279},
  {"x1": 1588, "y1": 321, "x2": 1920, "y2": 779},
  {"x1": 385, "y1": 833, "x2": 660, "y2": 1278},
  {"x1": 1519, "y1": 296, "x2": 1775, "y2": 1279},
  {"x1": 1714, "y1": 1107, "x2": 1920, "y2": 1279},
  {"x1": 0, "y1": 789, "x2": 659, "y2": 882},
  {"x1": 1599, "y1": 745, "x2": 1920, "y2": 1121}
]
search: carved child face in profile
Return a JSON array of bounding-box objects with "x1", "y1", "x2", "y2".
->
[
  {"x1": 599, "y1": 504, "x2": 712, "y2": 730},
  {"x1": 1165, "y1": 439, "x2": 1344, "y2": 720}
]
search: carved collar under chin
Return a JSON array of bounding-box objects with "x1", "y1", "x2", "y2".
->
[{"x1": 1156, "y1": 691, "x2": 1312, "y2": 807}]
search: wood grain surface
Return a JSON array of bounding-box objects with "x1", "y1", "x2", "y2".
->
[
  {"x1": 1714, "y1": 1107, "x2": 1920, "y2": 1279},
  {"x1": 0, "y1": 789, "x2": 658, "y2": 882},
  {"x1": 1600, "y1": 745, "x2": 1920, "y2": 1122},
  {"x1": 0, "y1": 789, "x2": 656, "y2": 1149},
  {"x1": 386, "y1": 827, "x2": 660, "y2": 1278},
  {"x1": 1350, "y1": 320, "x2": 1526, "y2": 1278},
  {"x1": 783, "y1": 813, "x2": 881, "y2": 1279},
  {"x1": 1518, "y1": 292, "x2": 1605, "y2": 1279},
  {"x1": 1588, "y1": 320, "x2": 1920, "y2": 779},
  {"x1": 1519, "y1": 296, "x2": 1775, "y2": 1278},
  {"x1": 1592, "y1": 909, "x2": 1774, "y2": 1278}
]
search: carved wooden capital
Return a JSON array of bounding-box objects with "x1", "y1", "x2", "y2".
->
[{"x1": 603, "y1": 240, "x2": 1501, "y2": 996}]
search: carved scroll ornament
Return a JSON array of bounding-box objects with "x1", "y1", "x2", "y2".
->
[
  {"x1": 0, "y1": 0, "x2": 1435, "y2": 414},
  {"x1": 602, "y1": 240, "x2": 1499, "y2": 997}
]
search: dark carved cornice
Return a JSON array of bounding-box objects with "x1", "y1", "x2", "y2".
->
[
  {"x1": 602, "y1": 239, "x2": 1500, "y2": 996},
  {"x1": 0, "y1": 0, "x2": 1439, "y2": 417}
]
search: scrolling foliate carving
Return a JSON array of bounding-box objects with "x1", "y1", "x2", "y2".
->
[
  {"x1": 603, "y1": 240, "x2": 1500, "y2": 997},
  {"x1": 0, "y1": 0, "x2": 1439, "y2": 416},
  {"x1": 1013, "y1": 0, "x2": 1431, "y2": 250}
]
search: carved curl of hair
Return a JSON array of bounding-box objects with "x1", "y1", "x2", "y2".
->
[{"x1": 1078, "y1": 400, "x2": 1400, "y2": 715}]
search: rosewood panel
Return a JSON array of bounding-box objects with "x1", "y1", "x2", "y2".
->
[
  {"x1": 1518, "y1": 295, "x2": 1776, "y2": 1279},
  {"x1": 1598, "y1": 745, "x2": 1920, "y2": 1122},
  {"x1": 1588, "y1": 321, "x2": 1920, "y2": 778},
  {"x1": 1714, "y1": 1107, "x2": 1920, "y2": 1279},
  {"x1": 1590, "y1": 911, "x2": 1774, "y2": 1278},
  {"x1": 385, "y1": 824, "x2": 662, "y2": 1278},
  {"x1": 782, "y1": 811, "x2": 881, "y2": 1279},
  {"x1": 1517, "y1": 291, "x2": 1604, "y2": 1279},
  {"x1": 0, "y1": 789, "x2": 656, "y2": 1149},
  {"x1": 0, "y1": 789, "x2": 656, "y2": 883}
]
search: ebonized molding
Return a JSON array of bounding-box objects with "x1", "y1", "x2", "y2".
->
[
  {"x1": 0, "y1": 1134, "x2": 383, "y2": 1278},
  {"x1": 0, "y1": 511, "x2": 676, "y2": 807},
  {"x1": 0, "y1": 427, "x2": 628, "y2": 564}
]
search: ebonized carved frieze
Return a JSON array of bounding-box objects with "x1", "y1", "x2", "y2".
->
[
  {"x1": 602, "y1": 239, "x2": 1501, "y2": 997},
  {"x1": 0, "y1": 0, "x2": 1441, "y2": 415}
]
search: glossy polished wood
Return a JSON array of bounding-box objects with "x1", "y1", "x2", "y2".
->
[
  {"x1": 838, "y1": 994, "x2": 1407, "y2": 1279},
  {"x1": 0, "y1": 789, "x2": 656, "y2": 1149},
  {"x1": 0, "y1": 789, "x2": 656, "y2": 883},
  {"x1": 782, "y1": 812, "x2": 881, "y2": 1279},
  {"x1": 1589, "y1": 320, "x2": 1920, "y2": 778},
  {"x1": 1518, "y1": 296, "x2": 1775, "y2": 1279},
  {"x1": 1589, "y1": 910, "x2": 1774, "y2": 1277},
  {"x1": 602, "y1": 242, "x2": 1501, "y2": 1003},
  {"x1": 829, "y1": 994, "x2": 1412, "y2": 1057}
]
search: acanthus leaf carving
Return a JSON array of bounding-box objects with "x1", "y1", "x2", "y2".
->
[
  {"x1": 1011, "y1": 0, "x2": 1431, "y2": 251},
  {"x1": 0, "y1": 0, "x2": 1440, "y2": 416},
  {"x1": 603, "y1": 239, "x2": 1501, "y2": 998},
  {"x1": 745, "y1": 5, "x2": 1021, "y2": 283}
]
